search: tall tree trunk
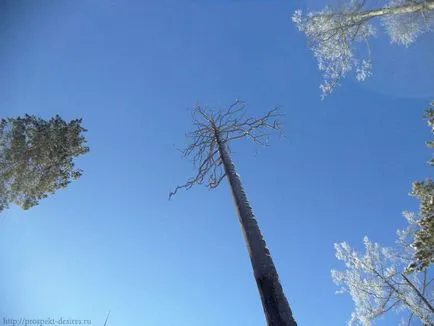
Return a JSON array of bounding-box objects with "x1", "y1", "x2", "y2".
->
[{"x1": 213, "y1": 127, "x2": 297, "y2": 326}]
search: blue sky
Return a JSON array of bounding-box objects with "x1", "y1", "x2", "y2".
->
[{"x1": 0, "y1": 0, "x2": 433, "y2": 325}]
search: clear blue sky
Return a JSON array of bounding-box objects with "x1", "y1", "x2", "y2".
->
[{"x1": 0, "y1": 1, "x2": 433, "y2": 325}]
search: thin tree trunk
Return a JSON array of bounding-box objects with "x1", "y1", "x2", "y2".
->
[
  {"x1": 357, "y1": 0, "x2": 434, "y2": 20},
  {"x1": 213, "y1": 126, "x2": 297, "y2": 326}
]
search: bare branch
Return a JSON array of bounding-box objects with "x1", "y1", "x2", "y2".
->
[
  {"x1": 401, "y1": 273, "x2": 434, "y2": 314},
  {"x1": 407, "y1": 312, "x2": 414, "y2": 326},
  {"x1": 169, "y1": 101, "x2": 283, "y2": 199}
]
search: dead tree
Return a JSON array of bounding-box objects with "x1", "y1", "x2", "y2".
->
[{"x1": 170, "y1": 100, "x2": 297, "y2": 326}]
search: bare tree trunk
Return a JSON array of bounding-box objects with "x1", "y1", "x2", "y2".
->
[
  {"x1": 213, "y1": 126, "x2": 297, "y2": 326},
  {"x1": 357, "y1": 0, "x2": 434, "y2": 20}
]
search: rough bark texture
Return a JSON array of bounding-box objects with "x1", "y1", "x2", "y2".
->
[{"x1": 214, "y1": 127, "x2": 297, "y2": 326}]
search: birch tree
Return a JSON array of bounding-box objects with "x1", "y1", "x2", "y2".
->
[
  {"x1": 332, "y1": 214, "x2": 434, "y2": 325},
  {"x1": 292, "y1": 0, "x2": 434, "y2": 98},
  {"x1": 0, "y1": 114, "x2": 89, "y2": 213},
  {"x1": 332, "y1": 102, "x2": 434, "y2": 325},
  {"x1": 170, "y1": 100, "x2": 297, "y2": 326}
]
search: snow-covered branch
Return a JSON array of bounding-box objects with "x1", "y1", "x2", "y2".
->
[
  {"x1": 332, "y1": 226, "x2": 434, "y2": 325},
  {"x1": 292, "y1": 0, "x2": 434, "y2": 97}
]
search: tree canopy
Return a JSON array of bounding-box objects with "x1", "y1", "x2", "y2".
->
[
  {"x1": 332, "y1": 225, "x2": 434, "y2": 325},
  {"x1": 332, "y1": 101, "x2": 434, "y2": 325},
  {"x1": 0, "y1": 114, "x2": 89, "y2": 213},
  {"x1": 292, "y1": 0, "x2": 434, "y2": 98},
  {"x1": 406, "y1": 102, "x2": 434, "y2": 272}
]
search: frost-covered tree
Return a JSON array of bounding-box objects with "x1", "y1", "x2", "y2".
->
[
  {"x1": 292, "y1": 0, "x2": 434, "y2": 98},
  {"x1": 0, "y1": 114, "x2": 89, "y2": 213},
  {"x1": 406, "y1": 102, "x2": 434, "y2": 273},
  {"x1": 332, "y1": 214, "x2": 434, "y2": 325},
  {"x1": 332, "y1": 102, "x2": 434, "y2": 325},
  {"x1": 170, "y1": 101, "x2": 297, "y2": 326}
]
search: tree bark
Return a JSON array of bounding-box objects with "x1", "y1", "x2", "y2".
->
[
  {"x1": 213, "y1": 127, "x2": 297, "y2": 326},
  {"x1": 357, "y1": 0, "x2": 434, "y2": 20}
]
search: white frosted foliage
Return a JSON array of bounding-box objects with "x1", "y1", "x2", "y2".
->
[
  {"x1": 293, "y1": 0, "x2": 434, "y2": 97},
  {"x1": 331, "y1": 214, "x2": 434, "y2": 325}
]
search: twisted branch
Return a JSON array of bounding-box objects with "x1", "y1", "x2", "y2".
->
[{"x1": 169, "y1": 100, "x2": 283, "y2": 199}]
